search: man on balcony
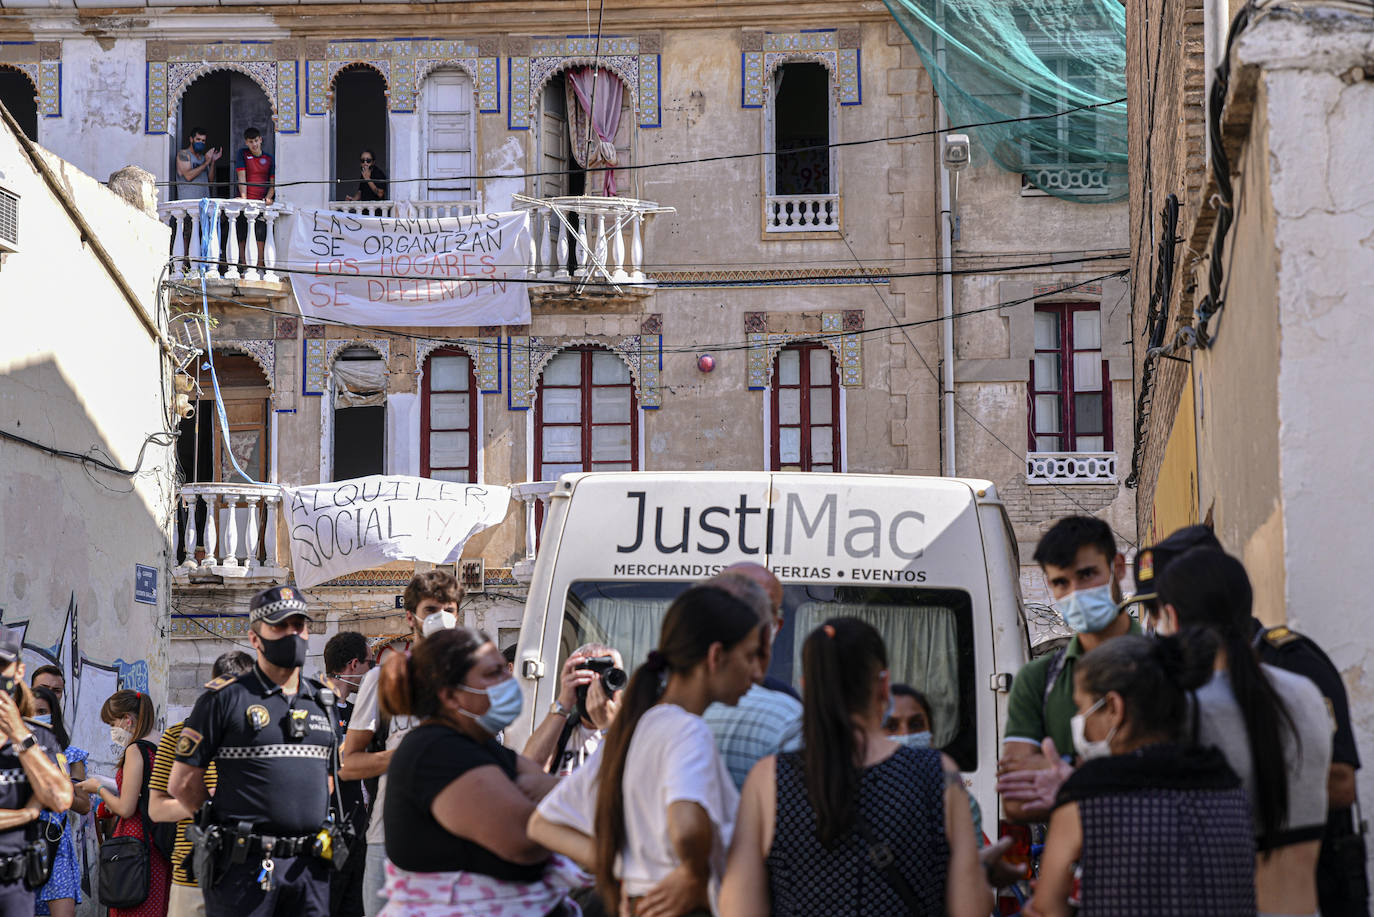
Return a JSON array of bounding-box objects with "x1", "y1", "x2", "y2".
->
[
  {"x1": 343, "y1": 149, "x2": 387, "y2": 213},
  {"x1": 174, "y1": 126, "x2": 221, "y2": 269},
  {"x1": 234, "y1": 127, "x2": 276, "y2": 268}
]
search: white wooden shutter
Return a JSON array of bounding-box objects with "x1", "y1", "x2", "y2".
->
[{"x1": 423, "y1": 71, "x2": 475, "y2": 203}]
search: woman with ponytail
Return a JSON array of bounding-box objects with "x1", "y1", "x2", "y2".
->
[
  {"x1": 1154, "y1": 548, "x2": 1332, "y2": 917},
  {"x1": 719, "y1": 617, "x2": 989, "y2": 917},
  {"x1": 1027, "y1": 631, "x2": 1257, "y2": 916},
  {"x1": 375, "y1": 627, "x2": 576, "y2": 916},
  {"x1": 530, "y1": 584, "x2": 766, "y2": 916}
]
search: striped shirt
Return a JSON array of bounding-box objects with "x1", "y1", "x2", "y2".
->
[{"x1": 150, "y1": 721, "x2": 217, "y2": 887}]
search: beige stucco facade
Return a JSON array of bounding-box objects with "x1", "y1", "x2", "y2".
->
[{"x1": 1, "y1": 0, "x2": 1130, "y2": 706}]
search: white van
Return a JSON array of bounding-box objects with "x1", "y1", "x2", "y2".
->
[{"x1": 508, "y1": 471, "x2": 1030, "y2": 826}]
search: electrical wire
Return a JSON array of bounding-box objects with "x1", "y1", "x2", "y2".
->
[
  {"x1": 165, "y1": 267, "x2": 1127, "y2": 358},
  {"x1": 0, "y1": 427, "x2": 176, "y2": 478},
  {"x1": 150, "y1": 97, "x2": 1128, "y2": 191}
]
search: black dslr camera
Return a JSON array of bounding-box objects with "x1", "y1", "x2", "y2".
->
[{"x1": 575, "y1": 655, "x2": 628, "y2": 711}]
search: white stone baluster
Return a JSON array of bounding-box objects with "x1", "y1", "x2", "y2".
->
[
  {"x1": 222, "y1": 202, "x2": 242, "y2": 280},
  {"x1": 630, "y1": 211, "x2": 645, "y2": 282},
  {"x1": 203, "y1": 493, "x2": 219, "y2": 564},
  {"x1": 261, "y1": 209, "x2": 279, "y2": 282},
  {"x1": 555, "y1": 217, "x2": 570, "y2": 280},
  {"x1": 221, "y1": 494, "x2": 241, "y2": 567},
  {"x1": 593, "y1": 212, "x2": 608, "y2": 281},
  {"x1": 244, "y1": 495, "x2": 261, "y2": 570},
  {"x1": 529, "y1": 214, "x2": 542, "y2": 278},
  {"x1": 181, "y1": 494, "x2": 199, "y2": 569},
  {"x1": 611, "y1": 213, "x2": 629, "y2": 283},
  {"x1": 247, "y1": 206, "x2": 265, "y2": 281}
]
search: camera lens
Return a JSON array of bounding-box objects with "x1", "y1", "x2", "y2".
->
[{"x1": 602, "y1": 667, "x2": 629, "y2": 693}]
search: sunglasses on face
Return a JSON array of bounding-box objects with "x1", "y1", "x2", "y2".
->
[{"x1": 361, "y1": 158, "x2": 373, "y2": 164}]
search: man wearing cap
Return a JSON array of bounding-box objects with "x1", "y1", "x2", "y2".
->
[
  {"x1": 1136, "y1": 525, "x2": 1367, "y2": 917},
  {"x1": 168, "y1": 586, "x2": 341, "y2": 917},
  {"x1": 0, "y1": 631, "x2": 72, "y2": 913},
  {"x1": 996, "y1": 515, "x2": 1139, "y2": 823}
]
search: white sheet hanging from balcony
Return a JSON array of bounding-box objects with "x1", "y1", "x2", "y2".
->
[
  {"x1": 333, "y1": 359, "x2": 387, "y2": 409},
  {"x1": 284, "y1": 208, "x2": 532, "y2": 326}
]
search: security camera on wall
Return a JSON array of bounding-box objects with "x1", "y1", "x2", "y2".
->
[{"x1": 942, "y1": 133, "x2": 971, "y2": 172}]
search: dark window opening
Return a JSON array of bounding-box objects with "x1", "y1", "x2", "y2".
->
[
  {"x1": 333, "y1": 346, "x2": 387, "y2": 480},
  {"x1": 774, "y1": 62, "x2": 830, "y2": 195},
  {"x1": 333, "y1": 67, "x2": 389, "y2": 204},
  {"x1": 176, "y1": 71, "x2": 275, "y2": 201},
  {"x1": 0, "y1": 69, "x2": 38, "y2": 141}
]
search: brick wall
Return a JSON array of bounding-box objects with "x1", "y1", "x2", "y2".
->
[{"x1": 1126, "y1": 0, "x2": 1209, "y2": 533}]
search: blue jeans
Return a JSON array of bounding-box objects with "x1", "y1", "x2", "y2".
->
[{"x1": 362, "y1": 844, "x2": 388, "y2": 917}]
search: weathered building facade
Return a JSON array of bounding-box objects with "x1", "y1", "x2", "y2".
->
[
  {"x1": 1127, "y1": 0, "x2": 1374, "y2": 845},
  {"x1": 1, "y1": 0, "x2": 1130, "y2": 708}
]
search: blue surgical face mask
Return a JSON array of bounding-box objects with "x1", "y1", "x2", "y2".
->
[
  {"x1": 1058, "y1": 583, "x2": 1121, "y2": 634},
  {"x1": 460, "y1": 677, "x2": 523, "y2": 735},
  {"x1": 891, "y1": 731, "x2": 932, "y2": 749},
  {"x1": 32, "y1": 714, "x2": 52, "y2": 727},
  {"x1": 193, "y1": 141, "x2": 206, "y2": 153}
]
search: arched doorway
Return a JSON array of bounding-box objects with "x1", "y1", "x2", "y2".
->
[
  {"x1": 175, "y1": 71, "x2": 275, "y2": 201},
  {"x1": 332, "y1": 66, "x2": 389, "y2": 204},
  {"x1": 331, "y1": 345, "x2": 388, "y2": 480},
  {"x1": 0, "y1": 68, "x2": 38, "y2": 141}
]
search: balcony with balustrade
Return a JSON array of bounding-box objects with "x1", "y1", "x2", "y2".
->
[
  {"x1": 160, "y1": 199, "x2": 291, "y2": 292},
  {"x1": 174, "y1": 483, "x2": 288, "y2": 585},
  {"x1": 515, "y1": 195, "x2": 672, "y2": 298}
]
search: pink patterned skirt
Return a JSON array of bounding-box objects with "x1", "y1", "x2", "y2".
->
[{"x1": 379, "y1": 856, "x2": 587, "y2": 916}]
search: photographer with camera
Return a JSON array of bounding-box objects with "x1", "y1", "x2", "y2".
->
[{"x1": 523, "y1": 645, "x2": 626, "y2": 777}]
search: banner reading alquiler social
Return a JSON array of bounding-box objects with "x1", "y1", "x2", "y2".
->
[
  {"x1": 281, "y1": 475, "x2": 512, "y2": 589},
  {"x1": 286, "y1": 208, "x2": 533, "y2": 326}
]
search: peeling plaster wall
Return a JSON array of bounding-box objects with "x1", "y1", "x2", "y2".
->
[{"x1": 0, "y1": 126, "x2": 174, "y2": 774}]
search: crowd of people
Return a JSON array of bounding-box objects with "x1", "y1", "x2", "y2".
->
[{"x1": 0, "y1": 513, "x2": 1364, "y2": 917}]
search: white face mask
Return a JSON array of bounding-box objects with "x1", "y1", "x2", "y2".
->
[
  {"x1": 420, "y1": 610, "x2": 458, "y2": 638},
  {"x1": 110, "y1": 725, "x2": 134, "y2": 749},
  {"x1": 1070, "y1": 695, "x2": 1117, "y2": 762}
]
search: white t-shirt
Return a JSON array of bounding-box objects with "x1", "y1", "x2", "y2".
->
[
  {"x1": 347, "y1": 665, "x2": 418, "y2": 845},
  {"x1": 537, "y1": 704, "x2": 739, "y2": 901},
  {"x1": 554, "y1": 723, "x2": 605, "y2": 777},
  {"x1": 1193, "y1": 664, "x2": 1332, "y2": 838}
]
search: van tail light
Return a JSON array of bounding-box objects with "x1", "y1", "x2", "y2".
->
[{"x1": 996, "y1": 819, "x2": 1033, "y2": 915}]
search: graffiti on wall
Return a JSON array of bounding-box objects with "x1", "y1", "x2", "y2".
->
[{"x1": 0, "y1": 593, "x2": 151, "y2": 774}]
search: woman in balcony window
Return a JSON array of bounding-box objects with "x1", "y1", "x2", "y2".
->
[{"x1": 345, "y1": 149, "x2": 389, "y2": 212}]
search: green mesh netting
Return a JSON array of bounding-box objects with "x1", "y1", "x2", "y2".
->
[{"x1": 882, "y1": 0, "x2": 1127, "y2": 202}]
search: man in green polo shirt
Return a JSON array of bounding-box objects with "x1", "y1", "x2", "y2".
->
[{"x1": 998, "y1": 515, "x2": 1138, "y2": 822}]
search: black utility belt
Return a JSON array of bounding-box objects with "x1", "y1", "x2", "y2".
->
[
  {"x1": 220, "y1": 830, "x2": 321, "y2": 860},
  {"x1": 0, "y1": 849, "x2": 27, "y2": 883}
]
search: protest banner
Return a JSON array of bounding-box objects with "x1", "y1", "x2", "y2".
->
[
  {"x1": 281, "y1": 475, "x2": 511, "y2": 588},
  {"x1": 285, "y1": 208, "x2": 532, "y2": 326}
]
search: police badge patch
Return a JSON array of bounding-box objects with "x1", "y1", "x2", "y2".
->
[
  {"x1": 246, "y1": 705, "x2": 271, "y2": 730},
  {"x1": 177, "y1": 727, "x2": 203, "y2": 757}
]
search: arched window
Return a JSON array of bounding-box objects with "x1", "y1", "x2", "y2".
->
[
  {"x1": 770, "y1": 343, "x2": 841, "y2": 472},
  {"x1": 332, "y1": 66, "x2": 389, "y2": 205},
  {"x1": 535, "y1": 347, "x2": 638, "y2": 479},
  {"x1": 0, "y1": 68, "x2": 37, "y2": 141},
  {"x1": 421, "y1": 348, "x2": 478, "y2": 482},
  {"x1": 176, "y1": 71, "x2": 275, "y2": 201}
]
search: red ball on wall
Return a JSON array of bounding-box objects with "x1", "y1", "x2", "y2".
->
[{"x1": 697, "y1": 354, "x2": 715, "y2": 373}]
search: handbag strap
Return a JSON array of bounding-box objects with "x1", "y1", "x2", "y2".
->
[
  {"x1": 853, "y1": 812, "x2": 922, "y2": 915},
  {"x1": 131, "y1": 740, "x2": 158, "y2": 844}
]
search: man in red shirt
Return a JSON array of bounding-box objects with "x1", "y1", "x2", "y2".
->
[{"x1": 234, "y1": 126, "x2": 276, "y2": 267}]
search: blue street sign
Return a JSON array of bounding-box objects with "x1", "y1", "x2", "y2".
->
[{"x1": 135, "y1": 565, "x2": 158, "y2": 605}]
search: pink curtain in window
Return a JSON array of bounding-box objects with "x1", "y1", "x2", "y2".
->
[{"x1": 566, "y1": 67, "x2": 623, "y2": 196}]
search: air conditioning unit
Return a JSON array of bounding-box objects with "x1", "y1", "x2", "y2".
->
[
  {"x1": 461, "y1": 559, "x2": 485, "y2": 595},
  {"x1": 0, "y1": 187, "x2": 18, "y2": 254}
]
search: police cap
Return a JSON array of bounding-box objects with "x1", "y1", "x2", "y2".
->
[
  {"x1": 249, "y1": 585, "x2": 313, "y2": 625},
  {"x1": 1124, "y1": 525, "x2": 1222, "y2": 609}
]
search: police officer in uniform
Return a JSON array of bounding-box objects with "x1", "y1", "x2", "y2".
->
[
  {"x1": 0, "y1": 631, "x2": 73, "y2": 915},
  {"x1": 168, "y1": 586, "x2": 341, "y2": 917},
  {"x1": 1134, "y1": 525, "x2": 1368, "y2": 916}
]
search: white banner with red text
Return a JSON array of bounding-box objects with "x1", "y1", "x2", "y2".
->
[{"x1": 285, "y1": 208, "x2": 532, "y2": 326}]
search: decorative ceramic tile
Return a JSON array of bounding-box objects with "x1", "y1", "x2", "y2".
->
[
  {"x1": 747, "y1": 332, "x2": 772, "y2": 390},
  {"x1": 307, "y1": 39, "x2": 499, "y2": 116},
  {"x1": 824, "y1": 311, "x2": 863, "y2": 388},
  {"x1": 638, "y1": 334, "x2": 662, "y2": 408},
  {"x1": 743, "y1": 28, "x2": 861, "y2": 109},
  {"x1": 303, "y1": 324, "x2": 326, "y2": 340},
  {"x1": 1, "y1": 42, "x2": 62, "y2": 119},
  {"x1": 1034, "y1": 281, "x2": 1103, "y2": 296},
  {"x1": 640, "y1": 313, "x2": 662, "y2": 335},
  {"x1": 656, "y1": 266, "x2": 888, "y2": 287},
  {"x1": 304, "y1": 338, "x2": 327, "y2": 395},
  {"x1": 508, "y1": 336, "x2": 532, "y2": 409},
  {"x1": 170, "y1": 615, "x2": 250, "y2": 638},
  {"x1": 477, "y1": 338, "x2": 501, "y2": 393},
  {"x1": 508, "y1": 35, "x2": 660, "y2": 130},
  {"x1": 275, "y1": 318, "x2": 298, "y2": 340},
  {"x1": 326, "y1": 339, "x2": 390, "y2": 366},
  {"x1": 747, "y1": 319, "x2": 862, "y2": 390},
  {"x1": 147, "y1": 42, "x2": 298, "y2": 135}
]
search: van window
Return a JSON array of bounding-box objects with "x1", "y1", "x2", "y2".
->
[{"x1": 558, "y1": 581, "x2": 978, "y2": 770}]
